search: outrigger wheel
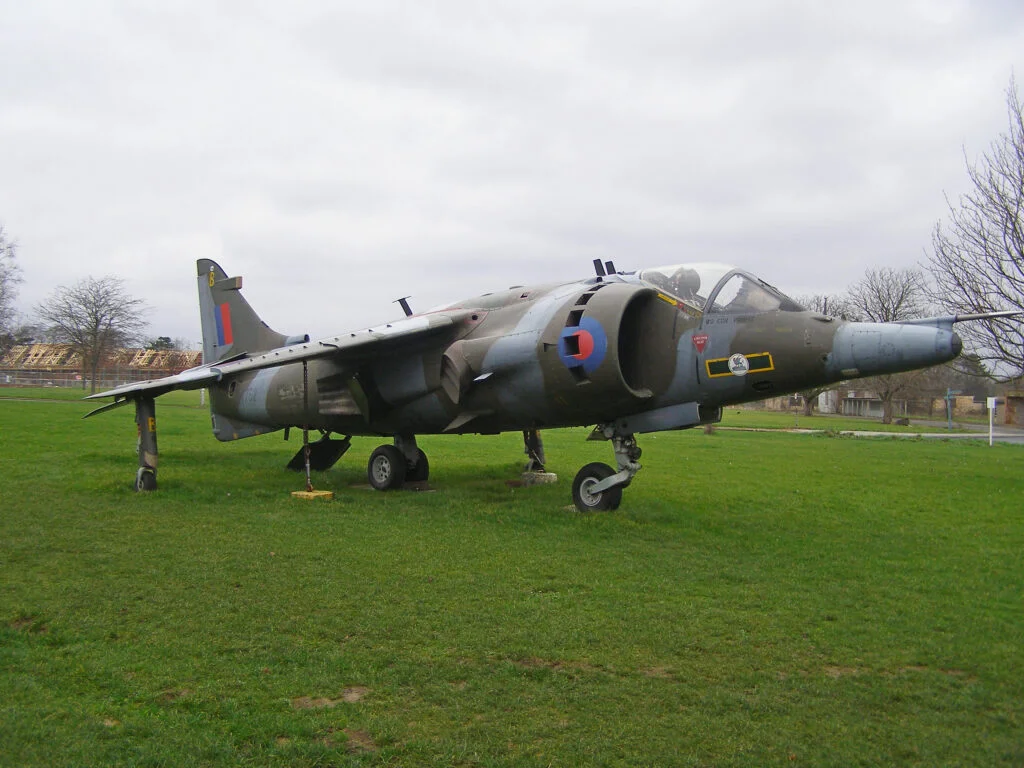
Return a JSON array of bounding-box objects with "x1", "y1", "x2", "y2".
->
[{"x1": 135, "y1": 467, "x2": 157, "y2": 492}]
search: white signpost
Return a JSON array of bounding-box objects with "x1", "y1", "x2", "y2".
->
[{"x1": 987, "y1": 397, "x2": 998, "y2": 446}]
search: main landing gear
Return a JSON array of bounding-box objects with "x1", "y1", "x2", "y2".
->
[
  {"x1": 571, "y1": 428, "x2": 642, "y2": 513},
  {"x1": 367, "y1": 434, "x2": 429, "y2": 490}
]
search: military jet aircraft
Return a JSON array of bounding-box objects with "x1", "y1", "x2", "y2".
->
[{"x1": 86, "y1": 258, "x2": 1011, "y2": 512}]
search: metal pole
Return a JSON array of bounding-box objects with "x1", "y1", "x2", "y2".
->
[
  {"x1": 988, "y1": 396, "x2": 997, "y2": 447},
  {"x1": 303, "y1": 360, "x2": 312, "y2": 492}
]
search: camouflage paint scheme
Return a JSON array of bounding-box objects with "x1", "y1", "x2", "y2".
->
[{"x1": 88, "y1": 258, "x2": 973, "y2": 510}]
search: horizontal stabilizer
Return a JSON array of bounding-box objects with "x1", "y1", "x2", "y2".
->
[{"x1": 83, "y1": 398, "x2": 134, "y2": 419}]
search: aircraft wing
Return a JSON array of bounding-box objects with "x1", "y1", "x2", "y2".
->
[{"x1": 84, "y1": 312, "x2": 467, "y2": 416}]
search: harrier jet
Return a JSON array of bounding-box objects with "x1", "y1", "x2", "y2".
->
[{"x1": 86, "y1": 259, "x2": 1004, "y2": 512}]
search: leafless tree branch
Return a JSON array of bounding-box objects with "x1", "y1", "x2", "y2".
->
[
  {"x1": 927, "y1": 76, "x2": 1024, "y2": 377},
  {"x1": 845, "y1": 267, "x2": 931, "y2": 422},
  {"x1": 0, "y1": 223, "x2": 23, "y2": 346},
  {"x1": 36, "y1": 276, "x2": 149, "y2": 393}
]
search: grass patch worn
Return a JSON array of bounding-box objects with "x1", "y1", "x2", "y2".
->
[{"x1": 1, "y1": 394, "x2": 1023, "y2": 766}]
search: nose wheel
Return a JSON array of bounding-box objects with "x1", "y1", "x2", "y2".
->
[
  {"x1": 571, "y1": 429, "x2": 642, "y2": 512},
  {"x1": 572, "y1": 463, "x2": 622, "y2": 511}
]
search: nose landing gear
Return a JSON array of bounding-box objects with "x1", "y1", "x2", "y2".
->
[{"x1": 571, "y1": 429, "x2": 642, "y2": 512}]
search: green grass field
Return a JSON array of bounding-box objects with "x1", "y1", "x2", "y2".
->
[{"x1": 2, "y1": 391, "x2": 1022, "y2": 766}]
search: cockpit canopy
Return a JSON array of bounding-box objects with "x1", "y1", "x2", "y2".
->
[{"x1": 638, "y1": 263, "x2": 805, "y2": 314}]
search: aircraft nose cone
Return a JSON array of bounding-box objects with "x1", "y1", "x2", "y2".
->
[{"x1": 951, "y1": 330, "x2": 963, "y2": 358}]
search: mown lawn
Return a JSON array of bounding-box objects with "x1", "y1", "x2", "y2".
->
[{"x1": 1, "y1": 394, "x2": 1022, "y2": 766}]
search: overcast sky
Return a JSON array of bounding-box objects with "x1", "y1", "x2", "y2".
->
[{"x1": 2, "y1": 0, "x2": 1023, "y2": 344}]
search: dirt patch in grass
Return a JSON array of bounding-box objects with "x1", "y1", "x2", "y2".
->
[
  {"x1": 895, "y1": 666, "x2": 977, "y2": 682},
  {"x1": 343, "y1": 728, "x2": 378, "y2": 753},
  {"x1": 342, "y1": 686, "x2": 370, "y2": 702},
  {"x1": 292, "y1": 696, "x2": 339, "y2": 709},
  {"x1": 157, "y1": 689, "x2": 191, "y2": 703},
  {"x1": 940, "y1": 668, "x2": 976, "y2": 681},
  {"x1": 641, "y1": 666, "x2": 675, "y2": 680},
  {"x1": 320, "y1": 726, "x2": 378, "y2": 753},
  {"x1": 291, "y1": 687, "x2": 370, "y2": 709},
  {"x1": 823, "y1": 666, "x2": 864, "y2": 678},
  {"x1": 511, "y1": 657, "x2": 605, "y2": 675},
  {"x1": 10, "y1": 616, "x2": 48, "y2": 634}
]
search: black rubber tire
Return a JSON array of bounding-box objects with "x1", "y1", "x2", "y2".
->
[
  {"x1": 571, "y1": 462, "x2": 622, "y2": 512},
  {"x1": 406, "y1": 449, "x2": 429, "y2": 482},
  {"x1": 135, "y1": 467, "x2": 157, "y2": 492},
  {"x1": 368, "y1": 445, "x2": 407, "y2": 490}
]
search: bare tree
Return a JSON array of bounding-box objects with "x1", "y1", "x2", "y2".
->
[
  {"x1": 36, "y1": 276, "x2": 148, "y2": 393},
  {"x1": 0, "y1": 223, "x2": 22, "y2": 350},
  {"x1": 927, "y1": 77, "x2": 1024, "y2": 377},
  {"x1": 847, "y1": 267, "x2": 930, "y2": 323},
  {"x1": 798, "y1": 293, "x2": 859, "y2": 321},
  {"x1": 846, "y1": 267, "x2": 931, "y2": 423}
]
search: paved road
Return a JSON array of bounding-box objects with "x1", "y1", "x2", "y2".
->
[
  {"x1": 843, "y1": 429, "x2": 1024, "y2": 445},
  {"x1": 724, "y1": 425, "x2": 1024, "y2": 445}
]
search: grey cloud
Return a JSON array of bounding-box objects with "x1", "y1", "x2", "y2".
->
[{"x1": 1, "y1": 1, "x2": 1023, "y2": 343}]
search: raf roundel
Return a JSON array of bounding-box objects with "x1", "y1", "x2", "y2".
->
[{"x1": 558, "y1": 317, "x2": 608, "y2": 374}]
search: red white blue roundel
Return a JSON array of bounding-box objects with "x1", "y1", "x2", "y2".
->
[{"x1": 558, "y1": 317, "x2": 608, "y2": 374}]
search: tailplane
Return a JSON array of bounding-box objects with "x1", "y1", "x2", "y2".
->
[{"x1": 197, "y1": 259, "x2": 300, "y2": 363}]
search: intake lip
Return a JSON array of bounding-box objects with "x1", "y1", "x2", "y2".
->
[{"x1": 951, "y1": 331, "x2": 963, "y2": 358}]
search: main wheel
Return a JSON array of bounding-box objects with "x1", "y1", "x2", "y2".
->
[
  {"x1": 406, "y1": 449, "x2": 429, "y2": 482},
  {"x1": 368, "y1": 445, "x2": 407, "y2": 490},
  {"x1": 571, "y1": 462, "x2": 622, "y2": 512}
]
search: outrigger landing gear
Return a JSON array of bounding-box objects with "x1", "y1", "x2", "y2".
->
[
  {"x1": 367, "y1": 434, "x2": 429, "y2": 490},
  {"x1": 523, "y1": 429, "x2": 547, "y2": 472},
  {"x1": 134, "y1": 397, "x2": 158, "y2": 491},
  {"x1": 571, "y1": 428, "x2": 642, "y2": 512},
  {"x1": 520, "y1": 428, "x2": 558, "y2": 486}
]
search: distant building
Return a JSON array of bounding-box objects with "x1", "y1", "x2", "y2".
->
[
  {"x1": 1005, "y1": 391, "x2": 1024, "y2": 426},
  {"x1": 0, "y1": 344, "x2": 201, "y2": 389},
  {"x1": 838, "y1": 390, "x2": 908, "y2": 419}
]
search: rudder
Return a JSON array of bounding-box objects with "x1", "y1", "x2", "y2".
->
[{"x1": 196, "y1": 259, "x2": 289, "y2": 363}]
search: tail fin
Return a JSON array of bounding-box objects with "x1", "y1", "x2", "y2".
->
[{"x1": 197, "y1": 259, "x2": 291, "y2": 363}]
